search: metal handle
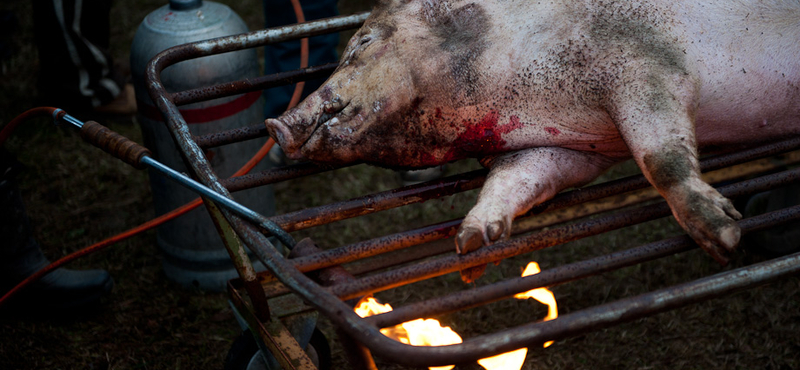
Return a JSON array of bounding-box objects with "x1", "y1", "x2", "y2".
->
[
  {"x1": 63, "y1": 112, "x2": 295, "y2": 247},
  {"x1": 79, "y1": 121, "x2": 152, "y2": 169}
]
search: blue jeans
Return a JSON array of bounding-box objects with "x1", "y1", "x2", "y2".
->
[{"x1": 262, "y1": 0, "x2": 339, "y2": 118}]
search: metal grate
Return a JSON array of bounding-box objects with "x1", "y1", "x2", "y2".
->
[{"x1": 144, "y1": 13, "x2": 800, "y2": 369}]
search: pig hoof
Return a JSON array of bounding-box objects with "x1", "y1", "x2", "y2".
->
[
  {"x1": 456, "y1": 214, "x2": 510, "y2": 282},
  {"x1": 719, "y1": 224, "x2": 741, "y2": 252},
  {"x1": 456, "y1": 225, "x2": 484, "y2": 254},
  {"x1": 487, "y1": 221, "x2": 505, "y2": 242},
  {"x1": 670, "y1": 181, "x2": 742, "y2": 265},
  {"x1": 460, "y1": 264, "x2": 487, "y2": 283}
]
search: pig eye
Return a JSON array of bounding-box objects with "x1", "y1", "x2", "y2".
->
[
  {"x1": 359, "y1": 36, "x2": 373, "y2": 47},
  {"x1": 354, "y1": 36, "x2": 373, "y2": 56},
  {"x1": 343, "y1": 35, "x2": 374, "y2": 65}
]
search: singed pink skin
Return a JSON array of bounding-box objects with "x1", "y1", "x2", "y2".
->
[{"x1": 266, "y1": 0, "x2": 800, "y2": 280}]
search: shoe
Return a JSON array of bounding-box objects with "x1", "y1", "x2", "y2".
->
[
  {"x1": 1, "y1": 250, "x2": 114, "y2": 314},
  {"x1": 1, "y1": 167, "x2": 113, "y2": 316},
  {"x1": 93, "y1": 83, "x2": 137, "y2": 116}
]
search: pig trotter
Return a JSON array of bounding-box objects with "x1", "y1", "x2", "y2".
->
[
  {"x1": 456, "y1": 222, "x2": 493, "y2": 283},
  {"x1": 460, "y1": 264, "x2": 487, "y2": 284},
  {"x1": 665, "y1": 177, "x2": 742, "y2": 265},
  {"x1": 610, "y1": 71, "x2": 744, "y2": 265},
  {"x1": 487, "y1": 221, "x2": 506, "y2": 242},
  {"x1": 455, "y1": 225, "x2": 485, "y2": 255},
  {"x1": 456, "y1": 148, "x2": 616, "y2": 282}
]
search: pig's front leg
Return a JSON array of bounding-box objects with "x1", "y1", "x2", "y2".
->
[
  {"x1": 456, "y1": 147, "x2": 616, "y2": 282},
  {"x1": 610, "y1": 75, "x2": 742, "y2": 265}
]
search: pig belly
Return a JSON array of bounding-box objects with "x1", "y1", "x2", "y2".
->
[
  {"x1": 696, "y1": 106, "x2": 800, "y2": 151},
  {"x1": 694, "y1": 70, "x2": 800, "y2": 149},
  {"x1": 681, "y1": 0, "x2": 800, "y2": 148}
]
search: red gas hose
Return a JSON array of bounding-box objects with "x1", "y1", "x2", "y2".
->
[
  {"x1": 0, "y1": 106, "x2": 62, "y2": 145},
  {"x1": 0, "y1": 0, "x2": 310, "y2": 308}
]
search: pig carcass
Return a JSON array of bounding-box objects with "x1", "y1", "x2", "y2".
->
[{"x1": 266, "y1": 0, "x2": 800, "y2": 278}]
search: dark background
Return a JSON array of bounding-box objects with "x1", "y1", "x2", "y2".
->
[{"x1": 1, "y1": 0, "x2": 799, "y2": 369}]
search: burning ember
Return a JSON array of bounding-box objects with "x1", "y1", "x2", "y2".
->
[{"x1": 354, "y1": 261, "x2": 559, "y2": 370}]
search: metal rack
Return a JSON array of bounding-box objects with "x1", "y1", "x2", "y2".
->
[{"x1": 143, "y1": 12, "x2": 800, "y2": 369}]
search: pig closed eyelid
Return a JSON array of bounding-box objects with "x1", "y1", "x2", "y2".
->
[{"x1": 354, "y1": 36, "x2": 373, "y2": 57}]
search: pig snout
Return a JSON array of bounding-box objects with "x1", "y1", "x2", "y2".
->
[
  {"x1": 264, "y1": 90, "x2": 331, "y2": 160},
  {"x1": 265, "y1": 117, "x2": 303, "y2": 159}
]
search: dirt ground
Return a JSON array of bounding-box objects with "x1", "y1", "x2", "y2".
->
[{"x1": 1, "y1": 0, "x2": 799, "y2": 369}]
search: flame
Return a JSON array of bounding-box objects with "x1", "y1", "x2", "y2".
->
[
  {"x1": 514, "y1": 262, "x2": 558, "y2": 347},
  {"x1": 355, "y1": 297, "x2": 461, "y2": 370},
  {"x1": 353, "y1": 261, "x2": 558, "y2": 370},
  {"x1": 477, "y1": 348, "x2": 528, "y2": 370}
]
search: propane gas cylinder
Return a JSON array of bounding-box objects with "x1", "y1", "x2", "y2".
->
[{"x1": 130, "y1": 0, "x2": 272, "y2": 291}]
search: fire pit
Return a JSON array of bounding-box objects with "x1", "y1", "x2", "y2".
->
[{"x1": 143, "y1": 12, "x2": 800, "y2": 370}]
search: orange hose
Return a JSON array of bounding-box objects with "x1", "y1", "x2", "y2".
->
[
  {"x1": 0, "y1": 107, "x2": 60, "y2": 146},
  {"x1": 1, "y1": 0, "x2": 310, "y2": 308},
  {"x1": 289, "y1": 0, "x2": 309, "y2": 108}
]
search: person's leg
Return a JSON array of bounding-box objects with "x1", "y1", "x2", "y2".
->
[
  {"x1": 32, "y1": 0, "x2": 133, "y2": 114},
  {"x1": 0, "y1": 149, "x2": 113, "y2": 314},
  {"x1": 262, "y1": 0, "x2": 339, "y2": 119}
]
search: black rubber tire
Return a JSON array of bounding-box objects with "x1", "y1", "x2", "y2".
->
[
  {"x1": 223, "y1": 328, "x2": 332, "y2": 370},
  {"x1": 223, "y1": 330, "x2": 260, "y2": 370},
  {"x1": 308, "y1": 327, "x2": 332, "y2": 370},
  {"x1": 741, "y1": 183, "x2": 800, "y2": 257}
]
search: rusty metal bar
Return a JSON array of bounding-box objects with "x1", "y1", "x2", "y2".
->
[
  {"x1": 422, "y1": 250, "x2": 800, "y2": 366},
  {"x1": 701, "y1": 136, "x2": 800, "y2": 172},
  {"x1": 290, "y1": 219, "x2": 461, "y2": 273},
  {"x1": 205, "y1": 199, "x2": 272, "y2": 322},
  {"x1": 367, "y1": 204, "x2": 800, "y2": 329},
  {"x1": 194, "y1": 122, "x2": 270, "y2": 149},
  {"x1": 286, "y1": 151, "x2": 800, "y2": 276},
  {"x1": 219, "y1": 162, "x2": 341, "y2": 193},
  {"x1": 227, "y1": 278, "x2": 318, "y2": 370},
  {"x1": 289, "y1": 239, "x2": 379, "y2": 370},
  {"x1": 325, "y1": 166, "x2": 800, "y2": 301},
  {"x1": 174, "y1": 63, "x2": 338, "y2": 107},
  {"x1": 262, "y1": 136, "x2": 800, "y2": 239},
  {"x1": 228, "y1": 209, "x2": 391, "y2": 360},
  {"x1": 188, "y1": 63, "x2": 338, "y2": 150},
  {"x1": 231, "y1": 189, "x2": 800, "y2": 367},
  {"x1": 144, "y1": 10, "x2": 800, "y2": 369},
  {"x1": 269, "y1": 170, "x2": 485, "y2": 232}
]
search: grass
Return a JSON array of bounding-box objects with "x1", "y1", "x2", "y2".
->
[{"x1": 1, "y1": 0, "x2": 799, "y2": 369}]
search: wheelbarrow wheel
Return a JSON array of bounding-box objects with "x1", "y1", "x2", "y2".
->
[
  {"x1": 224, "y1": 328, "x2": 331, "y2": 370},
  {"x1": 741, "y1": 182, "x2": 800, "y2": 257}
]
